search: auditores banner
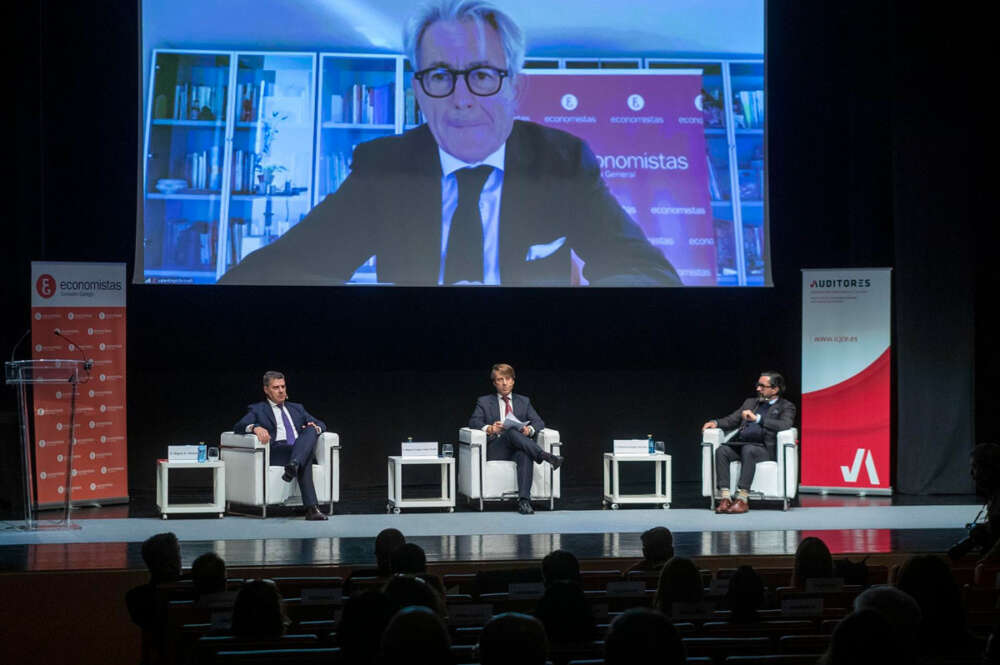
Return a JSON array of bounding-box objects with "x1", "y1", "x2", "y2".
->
[
  {"x1": 31, "y1": 262, "x2": 128, "y2": 505},
  {"x1": 800, "y1": 268, "x2": 891, "y2": 493},
  {"x1": 519, "y1": 71, "x2": 714, "y2": 285}
]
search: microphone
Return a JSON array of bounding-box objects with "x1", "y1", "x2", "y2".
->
[
  {"x1": 9, "y1": 328, "x2": 30, "y2": 364},
  {"x1": 54, "y1": 329, "x2": 93, "y2": 376}
]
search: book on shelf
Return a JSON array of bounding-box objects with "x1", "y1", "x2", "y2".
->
[
  {"x1": 231, "y1": 149, "x2": 261, "y2": 193},
  {"x1": 173, "y1": 83, "x2": 227, "y2": 121},
  {"x1": 238, "y1": 81, "x2": 278, "y2": 123},
  {"x1": 734, "y1": 90, "x2": 764, "y2": 129},
  {"x1": 319, "y1": 151, "x2": 352, "y2": 195},
  {"x1": 404, "y1": 88, "x2": 421, "y2": 126},
  {"x1": 183, "y1": 146, "x2": 222, "y2": 191},
  {"x1": 706, "y1": 154, "x2": 722, "y2": 201},
  {"x1": 332, "y1": 82, "x2": 394, "y2": 124}
]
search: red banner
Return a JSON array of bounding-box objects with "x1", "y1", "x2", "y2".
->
[{"x1": 30, "y1": 262, "x2": 128, "y2": 505}]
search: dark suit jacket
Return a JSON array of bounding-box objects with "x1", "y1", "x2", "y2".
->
[
  {"x1": 233, "y1": 400, "x2": 326, "y2": 442},
  {"x1": 714, "y1": 397, "x2": 796, "y2": 456},
  {"x1": 221, "y1": 121, "x2": 680, "y2": 286},
  {"x1": 469, "y1": 393, "x2": 545, "y2": 438}
]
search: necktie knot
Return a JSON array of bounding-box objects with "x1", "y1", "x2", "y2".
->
[
  {"x1": 456, "y1": 165, "x2": 493, "y2": 192},
  {"x1": 503, "y1": 395, "x2": 512, "y2": 416}
]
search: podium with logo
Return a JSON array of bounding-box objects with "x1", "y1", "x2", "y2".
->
[{"x1": 5, "y1": 359, "x2": 88, "y2": 529}]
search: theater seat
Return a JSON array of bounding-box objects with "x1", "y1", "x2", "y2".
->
[
  {"x1": 457, "y1": 427, "x2": 561, "y2": 511},
  {"x1": 220, "y1": 432, "x2": 340, "y2": 517},
  {"x1": 701, "y1": 427, "x2": 798, "y2": 511}
]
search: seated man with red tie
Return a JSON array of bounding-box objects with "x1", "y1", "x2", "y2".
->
[
  {"x1": 468, "y1": 363, "x2": 563, "y2": 514},
  {"x1": 233, "y1": 370, "x2": 328, "y2": 521}
]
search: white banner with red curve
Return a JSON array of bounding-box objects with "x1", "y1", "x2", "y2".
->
[
  {"x1": 800, "y1": 268, "x2": 891, "y2": 494},
  {"x1": 31, "y1": 262, "x2": 128, "y2": 506}
]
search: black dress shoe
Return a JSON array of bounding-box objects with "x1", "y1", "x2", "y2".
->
[
  {"x1": 282, "y1": 461, "x2": 299, "y2": 482},
  {"x1": 541, "y1": 452, "x2": 563, "y2": 470},
  {"x1": 305, "y1": 505, "x2": 328, "y2": 521},
  {"x1": 517, "y1": 498, "x2": 535, "y2": 515}
]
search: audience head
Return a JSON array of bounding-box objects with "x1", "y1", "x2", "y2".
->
[
  {"x1": 191, "y1": 551, "x2": 227, "y2": 596},
  {"x1": 141, "y1": 532, "x2": 181, "y2": 583},
  {"x1": 379, "y1": 605, "x2": 451, "y2": 665},
  {"x1": 654, "y1": 557, "x2": 703, "y2": 614},
  {"x1": 534, "y1": 580, "x2": 596, "y2": 645},
  {"x1": 895, "y1": 554, "x2": 969, "y2": 646},
  {"x1": 641, "y1": 526, "x2": 674, "y2": 563},
  {"x1": 382, "y1": 574, "x2": 447, "y2": 618},
  {"x1": 971, "y1": 442, "x2": 1000, "y2": 498},
  {"x1": 819, "y1": 608, "x2": 893, "y2": 665},
  {"x1": 338, "y1": 591, "x2": 395, "y2": 665},
  {"x1": 605, "y1": 607, "x2": 686, "y2": 665},
  {"x1": 726, "y1": 565, "x2": 765, "y2": 621},
  {"x1": 541, "y1": 549, "x2": 581, "y2": 587},
  {"x1": 479, "y1": 612, "x2": 548, "y2": 665},
  {"x1": 852, "y1": 585, "x2": 921, "y2": 662},
  {"x1": 374, "y1": 528, "x2": 406, "y2": 576},
  {"x1": 231, "y1": 579, "x2": 287, "y2": 639},
  {"x1": 793, "y1": 536, "x2": 834, "y2": 587},
  {"x1": 390, "y1": 542, "x2": 427, "y2": 575}
]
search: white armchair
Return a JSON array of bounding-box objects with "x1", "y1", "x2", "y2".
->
[
  {"x1": 701, "y1": 427, "x2": 798, "y2": 511},
  {"x1": 458, "y1": 427, "x2": 561, "y2": 511},
  {"x1": 220, "y1": 431, "x2": 340, "y2": 517}
]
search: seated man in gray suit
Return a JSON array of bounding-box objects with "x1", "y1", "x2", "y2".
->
[
  {"x1": 468, "y1": 363, "x2": 563, "y2": 514},
  {"x1": 703, "y1": 371, "x2": 796, "y2": 514}
]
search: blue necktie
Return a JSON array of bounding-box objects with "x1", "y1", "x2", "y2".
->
[{"x1": 278, "y1": 405, "x2": 297, "y2": 445}]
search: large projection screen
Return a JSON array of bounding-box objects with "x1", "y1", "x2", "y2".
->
[{"x1": 138, "y1": 0, "x2": 767, "y2": 287}]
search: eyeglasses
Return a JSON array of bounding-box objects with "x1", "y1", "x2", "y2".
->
[
  {"x1": 414, "y1": 66, "x2": 509, "y2": 98},
  {"x1": 756, "y1": 383, "x2": 774, "y2": 389}
]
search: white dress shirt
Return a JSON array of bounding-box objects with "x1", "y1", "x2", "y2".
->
[
  {"x1": 483, "y1": 392, "x2": 535, "y2": 437},
  {"x1": 437, "y1": 145, "x2": 506, "y2": 285}
]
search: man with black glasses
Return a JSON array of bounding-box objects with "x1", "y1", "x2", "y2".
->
[
  {"x1": 221, "y1": 0, "x2": 678, "y2": 286},
  {"x1": 703, "y1": 372, "x2": 796, "y2": 514}
]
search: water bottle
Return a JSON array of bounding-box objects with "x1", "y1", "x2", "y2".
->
[{"x1": 647, "y1": 434, "x2": 654, "y2": 455}]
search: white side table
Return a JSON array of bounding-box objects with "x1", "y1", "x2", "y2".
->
[
  {"x1": 387, "y1": 456, "x2": 456, "y2": 514},
  {"x1": 602, "y1": 452, "x2": 672, "y2": 509},
  {"x1": 156, "y1": 459, "x2": 226, "y2": 519}
]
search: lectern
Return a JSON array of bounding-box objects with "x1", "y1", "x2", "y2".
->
[{"x1": 5, "y1": 359, "x2": 88, "y2": 529}]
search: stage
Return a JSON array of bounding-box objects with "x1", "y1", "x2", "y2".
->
[{"x1": 0, "y1": 485, "x2": 980, "y2": 573}]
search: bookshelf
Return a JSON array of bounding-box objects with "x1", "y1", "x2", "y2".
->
[{"x1": 142, "y1": 50, "x2": 316, "y2": 282}]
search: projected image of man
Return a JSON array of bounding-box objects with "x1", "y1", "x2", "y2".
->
[{"x1": 220, "y1": 0, "x2": 679, "y2": 287}]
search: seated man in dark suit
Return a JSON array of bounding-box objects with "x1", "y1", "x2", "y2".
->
[
  {"x1": 219, "y1": 0, "x2": 679, "y2": 287},
  {"x1": 468, "y1": 363, "x2": 562, "y2": 514},
  {"x1": 703, "y1": 371, "x2": 796, "y2": 514},
  {"x1": 233, "y1": 370, "x2": 328, "y2": 521}
]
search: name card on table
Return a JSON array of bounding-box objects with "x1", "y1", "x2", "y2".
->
[
  {"x1": 708, "y1": 577, "x2": 731, "y2": 596},
  {"x1": 449, "y1": 603, "x2": 495, "y2": 627},
  {"x1": 402, "y1": 441, "x2": 438, "y2": 457},
  {"x1": 804, "y1": 577, "x2": 844, "y2": 593},
  {"x1": 168, "y1": 444, "x2": 205, "y2": 462},
  {"x1": 781, "y1": 596, "x2": 824, "y2": 616},
  {"x1": 613, "y1": 439, "x2": 651, "y2": 455}
]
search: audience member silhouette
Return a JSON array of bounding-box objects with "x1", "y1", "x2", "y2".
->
[
  {"x1": 895, "y1": 554, "x2": 984, "y2": 660},
  {"x1": 338, "y1": 591, "x2": 395, "y2": 665},
  {"x1": 378, "y1": 605, "x2": 451, "y2": 665},
  {"x1": 534, "y1": 580, "x2": 597, "y2": 646},
  {"x1": 541, "y1": 549, "x2": 581, "y2": 587},
  {"x1": 344, "y1": 528, "x2": 406, "y2": 597},
  {"x1": 478, "y1": 612, "x2": 548, "y2": 665},
  {"x1": 852, "y1": 585, "x2": 921, "y2": 662},
  {"x1": 817, "y1": 608, "x2": 893, "y2": 665},
  {"x1": 604, "y1": 607, "x2": 686, "y2": 665},
  {"x1": 725, "y1": 564, "x2": 765, "y2": 623},
  {"x1": 125, "y1": 532, "x2": 182, "y2": 664},
  {"x1": 792, "y1": 536, "x2": 834, "y2": 587},
  {"x1": 382, "y1": 574, "x2": 447, "y2": 618},
  {"x1": 390, "y1": 542, "x2": 426, "y2": 575},
  {"x1": 624, "y1": 526, "x2": 674, "y2": 574},
  {"x1": 654, "y1": 556, "x2": 704, "y2": 615},
  {"x1": 230, "y1": 579, "x2": 288, "y2": 639},
  {"x1": 190, "y1": 551, "x2": 227, "y2": 598}
]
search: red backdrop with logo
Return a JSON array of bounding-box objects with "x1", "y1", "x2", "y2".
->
[{"x1": 30, "y1": 262, "x2": 128, "y2": 506}]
